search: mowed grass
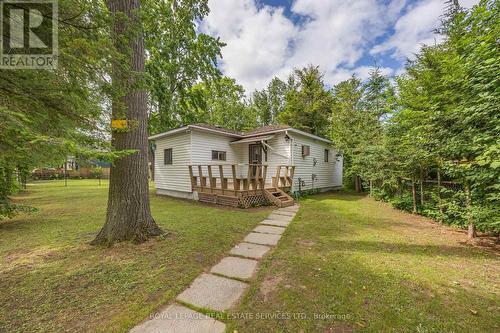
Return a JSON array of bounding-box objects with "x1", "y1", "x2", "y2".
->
[
  {"x1": 230, "y1": 192, "x2": 500, "y2": 333},
  {"x1": 0, "y1": 179, "x2": 271, "y2": 333}
]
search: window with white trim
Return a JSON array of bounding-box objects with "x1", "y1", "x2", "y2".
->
[
  {"x1": 164, "y1": 148, "x2": 172, "y2": 165},
  {"x1": 211, "y1": 150, "x2": 226, "y2": 161},
  {"x1": 302, "y1": 145, "x2": 310, "y2": 157}
]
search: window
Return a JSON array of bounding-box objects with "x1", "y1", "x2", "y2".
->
[
  {"x1": 324, "y1": 149, "x2": 329, "y2": 162},
  {"x1": 211, "y1": 150, "x2": 226, "y2": 161},
  {"x1": 164, "y1": 148, "x2": 172, "y2": 165},
  {"x1": 301, "y1": 145, "x2": 310, "y2": 157}
]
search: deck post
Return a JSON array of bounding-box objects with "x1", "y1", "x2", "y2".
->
[
  {"x1": 262, "y1": 165, "x2": 267, "y2": 190},
  {"x1": 231, "y1": 164, "x2": 238, "y2": 194},
  {"x1": 198, "y1": 166, "x2": 205, "y2": 191},
  {"x1": 207, "y1": 165, "x2": 214, "y2": 193},
  {"x1": 219, "y1": 165, "x2": 226, "y2": 194},
  {"x1": 188, "y1": 165, "x2": 195, "y2": 190},
  {"x1": 255, "y1": 165, "x2": 261, "y2": 194},
  {"x1": 245, "y1": 164, "x2": 251, "y2": 191},
  {"x1": 283, "y1": 165, "x2": 290, "y2": 186},
  {"x1": 289, "y1": 166, "x2": 295, "y2": 187},
  {"x1": 274, "y1": 166, "x2": 281, "y2": 188}
]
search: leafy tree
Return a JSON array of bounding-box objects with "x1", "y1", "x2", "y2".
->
[
  {"x1": 188, "y1": 77, "x2": 257, "y2": 131},
  {"x1": 359, "y1": 0, "x2": 499, "y2": 237},
  {"x1": 361, "y1": 68, "x2": 396, "y2": 120},
  {"x1": 143, "y1": 0, "x2": 224, "y2": 133},
  {"x1": 433, "y1": 0, "x2": 500, "y2": 236},
  {"x1": 330, "y1": 76, "x2": 364, "y2": 190},
  {"x1": 0, "y1": 0, "x2": 110, "y2": 218},
  {"x1": 252, "y1": 77, "x2": 289, "y2": 125},
  {"x1": 252, "y1": 89, "x2": 271, "y2": 125},
  {"x1": 330, "y1": 70, "x2": 395, "y2": 193},
  {"x1": 279, "y1": 65, "x2": 333, "y2": 137}
]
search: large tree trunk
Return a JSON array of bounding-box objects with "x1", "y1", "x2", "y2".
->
[{"x1": 92, "y1": 0, "x2": 162, "y2": 245}]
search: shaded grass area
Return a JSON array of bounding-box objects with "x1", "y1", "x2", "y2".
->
[
  {"x1": 230, "y1": 192, "x2": 499, "y2": 332},
  {"x1": 0, "y1": 180, "x2": 271, "y2": 333}
]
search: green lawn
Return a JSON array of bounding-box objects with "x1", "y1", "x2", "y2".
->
[
  {"x1": 0, "y1": 180, "x2": 271, "y2": 333},
  {"x1": 2, "y1": 184, "x2": 498, "y2": 332},
  {"x1": 230, "y1": 192, "x2": 499, "y2": 332}
]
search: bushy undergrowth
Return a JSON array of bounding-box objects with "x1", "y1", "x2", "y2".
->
[{"x1": 372, "y1": 186, "x2": 499, "y2": 234}]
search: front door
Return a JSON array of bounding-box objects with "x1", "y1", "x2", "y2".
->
[{"x1": 249, "y1": 144, "x2": 262, "y2": 176}]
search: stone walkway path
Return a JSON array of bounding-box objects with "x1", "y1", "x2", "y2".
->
[{"x1": 130, "y1": 204, "x2": 299, "y2": 333}]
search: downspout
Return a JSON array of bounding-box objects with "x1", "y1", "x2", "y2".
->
[{"x1": 286, "y1": 130, "x2": 293, "y2": 166}]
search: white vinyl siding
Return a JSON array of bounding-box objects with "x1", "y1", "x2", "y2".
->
[
  {"x1": 151, "y1": 127, "x2": 343, "y2": 198},
  {"x1": 290, "y1": 133, "x2": 342, "y2": 192},
  {"x1": 229, "y1": 133, "x2": 291, "y2": 186},
  {"x1": 154, "y1": 131, "x2": 191, "y2": 192},
  {"x1": 191, "y1": 130, "x2": 243, "y2": 180},
  {"x1": 263, "y1": 133, "x2": 291, "y2": 186}
]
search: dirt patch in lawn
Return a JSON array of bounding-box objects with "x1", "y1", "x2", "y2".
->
[
  {"x1": 1, "y1": 246, "x2": 63, "y2": 272},
  {"x1": 259, "y1": 273, "x2": 284, "y2": 302}
]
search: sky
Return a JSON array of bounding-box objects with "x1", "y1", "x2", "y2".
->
[{"x1": 200, "y1": 0, "x2": 479, "y2": 93}]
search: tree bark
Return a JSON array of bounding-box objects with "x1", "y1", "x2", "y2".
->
[
  {"x1": 92, "y1": 0, "x2": 162, "y2": 245},
  {"x1": 419, "y1": 166, "x2": 424, "y2": 206},
  {"x1": 149, "y1": 145, "x2": 155, "y2": 181},
  {"x1": 354, "y1": 175, "x2": 361, "y2": 193},
  {"x1": 411, "y1": 177, "x2": 417, "y2": 214},
  {"x1": 465, "y1": 182, "x2": 475, "y2": 239},
  {"x1": 437, "y1": 169, "x2": 444, "y2": 220}
]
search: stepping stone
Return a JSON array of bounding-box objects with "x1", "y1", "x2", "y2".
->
[
  {"x1": 177, "y1": 274, "x2": 247, "y2": 311},
  {"x1": 271, "y1": 210, "x2": 295, "y2": 217},
  {"x1": 230, "y1": 242, "x2": 271, "y2": 259},
  {"x1": 260, "y1": 219, "x2": 290, "y2": 227},
  {"x1": 279, "y1": 205, "x2": 299, "y2": 212},
  {"x1": 210, "y1": 256, "x2": 258, "y2": 280},
  {"x1": 267, "y1": 213, "x2": 293, "y2": 222},
  {"x1": 244, "y1": 232, "x2": 281, "y2": 246},
  {"x1": 130, "y1": 304, "x2": 225, "y2": 333},
  {"x1": 253, "y1": 225, "x2": 285, "y2": 235}
]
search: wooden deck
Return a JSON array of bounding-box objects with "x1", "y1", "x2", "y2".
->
[{"x1": 188, "y1": 164, "x2": 295, "y2": 208}]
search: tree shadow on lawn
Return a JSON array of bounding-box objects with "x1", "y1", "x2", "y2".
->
[
  {"x1": 327, "y1": 239, "x2": 498, "y2": 260},
  {"x1": 299, "y1": 191, "x2": 366, "y2": 202},
  {"x1": 232, "y1": 245, "x2": 500, "y2": 333}
]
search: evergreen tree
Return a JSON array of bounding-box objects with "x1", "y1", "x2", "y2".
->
[{"x1": 279, "y1": 65, "x2": 333, "y2": 137}]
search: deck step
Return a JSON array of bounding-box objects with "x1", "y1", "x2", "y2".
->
[{"x1": 263, "y1": 188, "x2": 294, "y2": 208}]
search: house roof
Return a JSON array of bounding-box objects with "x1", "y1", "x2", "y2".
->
[
  {"x1": 242, "y1": 124, "x2": 291, "y2": 136},
  {"x1": 190, "y1": 123, "x2": 243, "y2": 136},
  {"x1": 149, "y1": 123, "x2": 333, "y2": 144}
]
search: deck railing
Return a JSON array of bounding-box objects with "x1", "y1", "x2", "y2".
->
[
  {"x1": 187, "y1": 164, "x2": 295, "y2": 196},
  {"x1": 272, "y1": 165, "x2": 295, "y2": 188}
]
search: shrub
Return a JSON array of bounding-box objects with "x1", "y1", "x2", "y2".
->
[{"x1": 389, "y1": 193, "x2": 414, "y2": 213}]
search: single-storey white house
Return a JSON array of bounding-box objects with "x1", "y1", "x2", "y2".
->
[{"x1": 149, "y1": 123, "x2": 343, "y2": 208}]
